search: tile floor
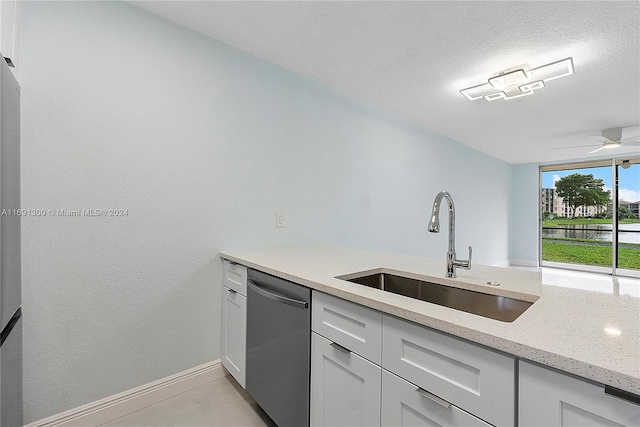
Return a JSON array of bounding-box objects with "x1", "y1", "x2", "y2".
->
[{"x1": 97, "y1": 375, "x2": 276, "y2": 427}]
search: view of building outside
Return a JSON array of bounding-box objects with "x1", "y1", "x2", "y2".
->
[
  {"x1": 540, "y1": 161, "x2": 640, "y2": 273},
  {"x1": 541, "y1": 187, "x2": 610, "y2": 219}
]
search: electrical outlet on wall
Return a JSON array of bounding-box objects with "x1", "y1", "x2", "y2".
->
[{"x1": 276, "y1": 211, "x2": 286, "y2": 228}]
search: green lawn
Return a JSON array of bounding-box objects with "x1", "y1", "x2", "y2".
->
[
  {"x1": 543, "y1": 218, "x2": 640, "y2": 227},
  {"x1": 544, "y1": 236, "x2": 640, "y2": 247},
  {"x1": 542, "y1": 240, "x2": 640, "y2": 270}
]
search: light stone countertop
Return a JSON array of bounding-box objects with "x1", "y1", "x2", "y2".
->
[{"x1": 220, "y1": 245, "x2": 640, "y2": 396}]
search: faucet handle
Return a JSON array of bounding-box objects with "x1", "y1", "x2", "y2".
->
[
  {"x1": 452, "y1": 246, "x2": 472, "y2": 271},
  {"x1": 458, "y1": 246, "x2": 472, "y2": 270}
]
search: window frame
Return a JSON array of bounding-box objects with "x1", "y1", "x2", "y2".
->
[{"x1": 538, "y1": 156, "x2": 640, "y2": 278}]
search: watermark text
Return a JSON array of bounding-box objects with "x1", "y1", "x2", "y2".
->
[{"x1": 1, "y1": 208, "x2": 129, "y2": 217}]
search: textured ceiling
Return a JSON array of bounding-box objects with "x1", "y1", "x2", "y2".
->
[{"x1": 129, "y1": 1, "x2": 640, "y2": 165}]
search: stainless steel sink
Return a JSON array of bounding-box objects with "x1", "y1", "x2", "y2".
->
[{"x1": 344, "y1": 272, "x2": 532, "y2": 322}]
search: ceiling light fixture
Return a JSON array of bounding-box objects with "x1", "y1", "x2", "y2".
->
[
  {"x1": 460, "y1": 58, "x2": 574, "y2": 101},
  {"x1": 519, "y1": 81, "x2": 545, "y2": 92},
  {"x1": 483, "y1": 92, "x2": 506, "y2": 101},
  {"x1": 488, "y1": 69, "x2": 528, "y2": 88},
  {"x1": 504, "y1": 90, "x2": 535, "y2": 101}
]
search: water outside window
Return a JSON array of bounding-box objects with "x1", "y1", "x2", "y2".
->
[{"x1": 540, "y1": 158, "x2": 640, "y2": 275}]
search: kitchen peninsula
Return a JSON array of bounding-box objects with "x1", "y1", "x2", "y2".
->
[{"x1": 221, "y1": 245, "x2": 639, "y2": 396}]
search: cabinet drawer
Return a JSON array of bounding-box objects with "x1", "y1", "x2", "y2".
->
[
  {"x1": 519, "y1": 361, "x2": 640, "y2": 427},
  {"x1": 382, "y1": 314, "x2": 515, "y2": 427},
  {"x1": 312, "y1": 291, "x2": 382, "y2": 364},
  {"x1": 311, "y1": 332, "x2": 381, "y2": 427},
  {"x1": 382, "y1": 369, "x2": 492, "y2": 427},
  {"x1": 222, "y1": 259, "x2": 247, "y2": 295}
]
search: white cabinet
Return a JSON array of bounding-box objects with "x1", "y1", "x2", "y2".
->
[
  {"x1": 311, "y1": 290, "x2": 516, "y2": 427},
  {"x1": 382, "y1": 370, "x2": 492, "y2": 427},
  {"x1": 220, "y1": 260, "x2": 247, "y2": 388},
  {"x1": 383, "y1": 314, "x2": 516, "y2": 427},
  {"x1": 227, "y1": 264, "x2": 638, "y2": 427},
  {"x1": 312, "y1": 290, "x2": 382, "y2": 364},
  {"x1": 222, "y1": 260, "x2": 248, "y2": 294},
  {"x1": 310, "y1": 332, "x2": 381, "y2": 427},
  {"x1": 519, "y1": 360, "x2": 640, "y2": 427}
]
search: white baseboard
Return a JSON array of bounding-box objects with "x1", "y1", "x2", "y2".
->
[
  {"x1": 490, "y1": 260, "x2": 510, "y2": 268},
  {"x1": 25, "y1": 360, "x2": 226, "y2": 427},
  {"x1": 509, "y1": 259, "x2": 539, "y2": 267}
]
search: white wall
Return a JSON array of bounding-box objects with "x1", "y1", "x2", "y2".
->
[
  {"x1": 19, "y1": 1, "x2": 512, "y2": 422},
  {"x1": 509, "y1": 163, "x2": 540, "y2": 265}
]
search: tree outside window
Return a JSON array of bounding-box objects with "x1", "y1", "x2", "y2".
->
[{"x1": 554, "y1": 173, "x2": 610, "y2": 218}]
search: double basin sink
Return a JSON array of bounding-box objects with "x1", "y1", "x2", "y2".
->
[{"x1": 340, "y1": 271, "x2": 533, "y2": 322}]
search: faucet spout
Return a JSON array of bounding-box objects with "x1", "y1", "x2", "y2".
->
[{"x1": 427, "y1": 190, "x2": 472, "y2": 278}]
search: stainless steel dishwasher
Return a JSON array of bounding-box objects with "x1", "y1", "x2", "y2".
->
[{"x1": 246, "y1": 269, "x2": 311, "y2": 427}]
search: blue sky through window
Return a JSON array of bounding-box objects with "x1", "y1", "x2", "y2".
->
[{"x1": 541, "y1": 164, "x2": 640, "y2": 203}]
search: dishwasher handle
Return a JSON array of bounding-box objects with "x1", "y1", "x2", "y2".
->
[{"x1": 248, "y1": 280, "x2": 309, "y2": 309}]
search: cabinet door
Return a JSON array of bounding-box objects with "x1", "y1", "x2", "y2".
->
[
  {"x1": 311, "y1": 332, "x2": 381, "y2": 427},
  {"x1": 221, "y1": 285, "x2": 246, "y2": 388},
  {"x1": 382, "y1": 370, "x2": 492, "y2": 427},
  {"x1": 519, "y1": 361, "x2": 640, "y2": 427},
  {"x1": 383, "y1": 314, "x2": 515, "y2": 427}
]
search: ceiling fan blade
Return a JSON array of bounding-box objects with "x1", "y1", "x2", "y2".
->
[
  {"x1": 552, "y1": 144, "x2": 601, "y2": 150},
  {"x1": 620, "y1": 140, "x2": 640, "y2": 146},
  {"x1": 587, "y1": 146, "x2": 605, "y2": 154},
  {"x1": 588, "y1": 135, "x2": 611, "y2": 143},
  {"x1": 619, "y1": 135, "x2": 640, "y2": 143}
]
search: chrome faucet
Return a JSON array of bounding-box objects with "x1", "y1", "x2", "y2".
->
[{"x1": 428, "y1": 190, "x2": 472, "y2": 278}]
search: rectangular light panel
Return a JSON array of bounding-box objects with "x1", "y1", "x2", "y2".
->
[
  {"x1": 460, "y1": 57, "x2": 574, "y2": 101},
  {"x1": 488, "y1": 69, "x2": 528, "y2": 88},
  {"x1": 504, "y1": 90, "x2": 535, "y2": 100},
  {"x1": 460, "y1": 83, "x2": 495, "y2": 100},
  {"x1": 483, "y1": 92, "x2": 506, "y2": 101},
  {"x1": 528, "y1": 58, "x2": 574, "y2": 82},
  {"x1": 519, "y1": 81, "x2": 545, "y2": 92}
]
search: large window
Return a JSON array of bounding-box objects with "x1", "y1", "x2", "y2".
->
[{"x1": 540, "y1": 157, "x2": 640, "y2": 276}]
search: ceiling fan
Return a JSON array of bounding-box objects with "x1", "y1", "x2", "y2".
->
[{"x1": 553, "y1": 126, "x2": 640, "y2": 154}]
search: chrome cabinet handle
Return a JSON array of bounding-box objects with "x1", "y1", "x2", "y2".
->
[
  {"x1": 416, "y1": 387, "x2": 451, "y2": 409},
  {"x1": 248, "y1": 280, "x2": 309, "y2": 309},
  {"x1": 330, "y1": 342, "x2": 351, "y2": 354},
  {"x1": 227, "y1": 288, "x2": 237, "y2": 294}
]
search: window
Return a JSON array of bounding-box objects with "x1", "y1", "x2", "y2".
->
[{"x1": 540, "y1": 157, "x2": 640, "y2": 276}]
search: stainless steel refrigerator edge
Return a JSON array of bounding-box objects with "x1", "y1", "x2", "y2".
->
[
  {"x1": 0, "y1": 55, "x2": 22, "y2": 427},
  {"x1": 246, "y1": 269, "x2": 310, "y2": 427}
]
